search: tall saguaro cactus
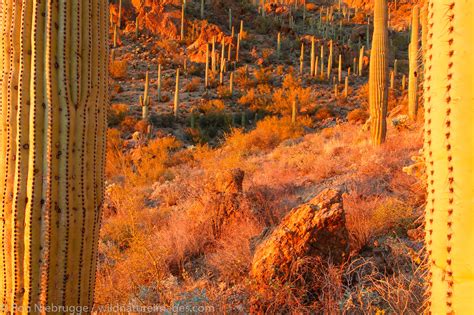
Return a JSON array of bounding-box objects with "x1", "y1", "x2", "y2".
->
[
  {"x1": 408, "y1": 5, "x2": 420, "y2": 120},
  {"x1": 423, "y1": 0, "x2": 474, "y2": 313},
  {"x1": 368, "y1": 0, "x2": 389, "y2": 145},
  {"x1": 0, "y1": 0, "x2": 109, "y2": 311}
]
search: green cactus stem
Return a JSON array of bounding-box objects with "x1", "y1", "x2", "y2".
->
[
  {"x1": 174, "y1": 68, "x2": 180, "y2": 118},
  {"x1": 157, "y1": 64, "x2": 162, "y2": 102},
  {"x1": 236, "y1": 33, "x2": 241, "y2": 62},
  {"x1": 338, "y1": 54, "x2": 342, "y2": 83},
  {"x1": 358, "y1": 46, "x2": 365, "y2": 76},
  {"x1": 310, "y1": 37, "x2": 315, "y2": 77},
  {"x1": 344, "y1": 76, "x2": 349, "y2": 97},
  {"x1": 408, "y1": 5, "x2": 420, "y2": 120},
  {"x1": 205, "y1": 44, "x2": 209, "y2": 88},
  {"x1": 368, "y1": 0, "x2": 389, "y2": 145},
  {"x1": 300, "y1": 43, "x2": 305, "y2": 75},
  {"x1": 277, "y1": 32, "x2": 281, "y2": 59},
  {"x1": 180, "y1": 1, "x2": 185, "y2": 41}
]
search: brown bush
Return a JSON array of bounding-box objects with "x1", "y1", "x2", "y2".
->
[{"x1": 109, "y1": 59, "x2": 128, "y2": 79}]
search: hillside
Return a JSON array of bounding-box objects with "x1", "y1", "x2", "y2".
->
[{"x1": 100, "y1": 0, "x2": 426, "y2": 312}]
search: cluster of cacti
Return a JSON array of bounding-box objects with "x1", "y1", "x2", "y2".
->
[
  {"x1": 0, "y1": 0, "x2": 108, "y2": 311},
  {"x1": 368, "y1": 0, "x2": 389, "y2": 145},
  {"x1": 423, "y1": 0, "x2": 474, "y2": 313}
]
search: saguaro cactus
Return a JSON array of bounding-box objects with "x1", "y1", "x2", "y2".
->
[
  {"x1": 423, "y1": 1, "x2": 474, "y2": 313},
  {"x1": 174, "y1": 68, "x2": 180, "y2": 118},
  {"x1": 141, "y1": 71, "x2": 150, "y2": 119},
  {"x1": 368, "y1": 0, "x2": 389, "y2": 145},
  {"x1": 0, "y1": 0, "x2": 108, "y2": 310},
  {"x1": 408, "y1": 6, "x2": 420, "y2": 120}
]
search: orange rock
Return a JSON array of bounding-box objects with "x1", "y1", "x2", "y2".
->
[{"x1": 250, "y1": 188, "x2": 349, "y2": 289}]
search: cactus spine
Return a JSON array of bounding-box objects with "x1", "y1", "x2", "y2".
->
[
  {"x1": 423, "y1": 1, "x2": 474, "y2": 313},
  {"x1": 0, "y1": 0, "x2": 109, "y2": 310},
  {"x1": 408, "y1": 6, "x2": 420, "y2": 120},
  {"x1": 368, "y1": 0, "x2": 389, "y2": 145}
]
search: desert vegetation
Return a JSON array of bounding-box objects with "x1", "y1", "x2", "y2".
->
[{"x1": 0, "y1": 0, "x2": 472, "y2": 313}]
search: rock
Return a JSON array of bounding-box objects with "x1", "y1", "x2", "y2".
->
[
  {"x1": 250, "y1": 188, "x2": 349, "y2": 289},
  {"x1": 187, "y1": 22, "x2": 231, "y2": 63},
  {"x1": 205, "y1": 169, "x2": 247, "y2": 237},
  {"x1": 391, "y1": 114, "x2": 409, "y2": 129}
]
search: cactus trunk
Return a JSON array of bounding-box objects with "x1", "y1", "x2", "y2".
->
[
  {"x1": 368, "y1": 0, "x2": 389, "y2": 145},
  {"x1": 423, "y1": 1, "x2": 474, "y2": 313},
  {"x1": 174, "y1": 68, "x2": 180, "y2": 118},
  {"x1": 0, "y1": 0, "x2": 108, "y2": 310},
  {"x1": 408, "y1": 6, "x2": 420, "y2": 120}
]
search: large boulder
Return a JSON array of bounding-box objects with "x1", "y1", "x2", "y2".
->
[{"x1": 250, "y1": 188, "x2": 349, "y2": 287}]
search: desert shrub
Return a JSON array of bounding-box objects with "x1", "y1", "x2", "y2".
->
[
  {"x1": 206, "y1": 217, "x2": 261, "y2": 284},
  {"x1": 234, "y1": 66, "x2": 255, "y2": 88},
  {"x1": 184, "y1": 77, "x2": 201, "y2": 92},
  {"x1": 199, "y1": 99, "x2": 226, "y2": 114},
  {"x1": 315, "y1": 107, "x2": 334, "y2": 120},
  {"x1": 224, "y1": 116, "x2": 310, "y2": 153},
  {"x1": 254, "y1": 66, "x2": 273, "y2": 84},
  {"x1": 108, "y1": 103, "x2": 129, "y2": 126},
  {"x1": 134, "y1": 119, "x2": 150, "y2": 134},
  {"x1": 217, "y1": 84, "x2": 233, "y2": 99},
  {"x1": 345, "y1": 194, "x2": 415, "y2": 252},
  {"x1": 347, "y1": 108, "x2": 369, "y2": 124},
  {"x1": 271, "y1": 73, "x2": 313, "y2": 115},
  {"x1": 255, "y1": 15, "x2": 278, "y2": 34},
  {"x1": 109, "y1": 59, "x2": 128, "y2": 79},
  {"x1": 238, "y1": 84, "x2": 273, "y2": 112},
  {"x1": 120, "y1": 116, "x2": 138, "y2": 134},
  {"x1": 197, "y1": 111, "x2": 232, "y2": 142},
  {"x1": 129, "y1": 136, "x2": 182, "y2": 183}
]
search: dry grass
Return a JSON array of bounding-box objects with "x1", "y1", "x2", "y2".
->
[{"x1": 98, "y1": 115, "x2": 425, "y2": 311}]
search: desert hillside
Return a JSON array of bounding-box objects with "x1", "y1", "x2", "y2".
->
[{"x1": 98, "y1": 0, "x2": 427, "y2": 312}]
